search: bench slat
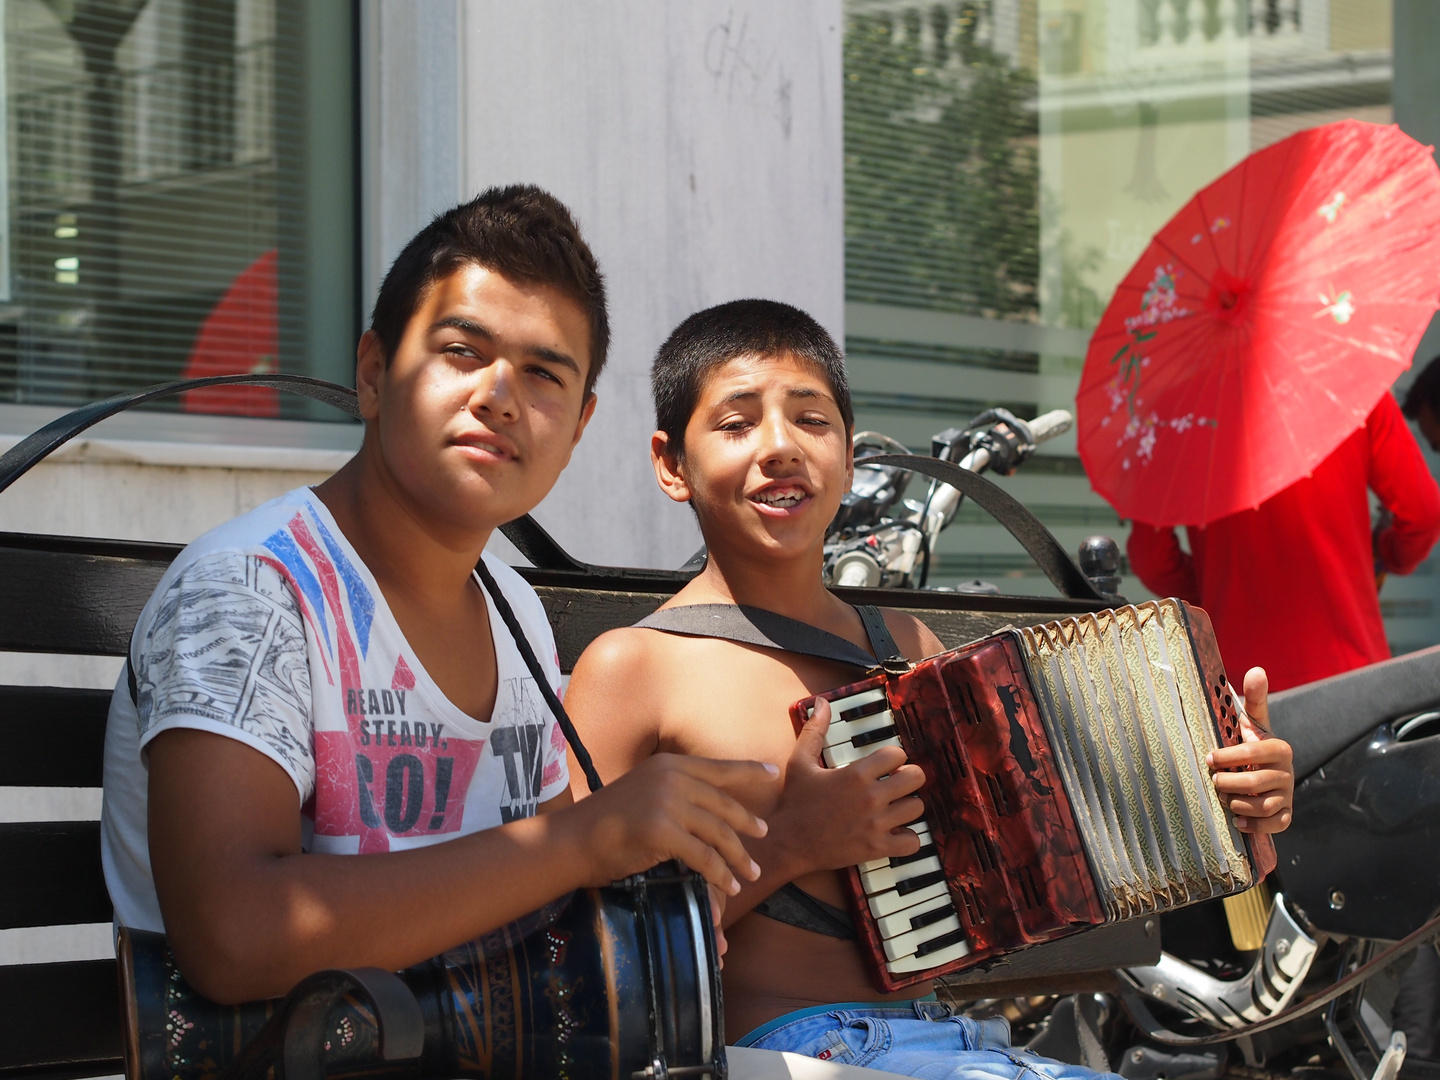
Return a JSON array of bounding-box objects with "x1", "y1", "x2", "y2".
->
[
  {"x1": 0, "y1": 823, "x2": 111, "y2": 929},
  {"x1": 0, "y1": 959, "x2": 121, "y2": 1080},
  {"x1": 0, "y1": 531, "x2": 1106, "y2": 666},
  {"x1": 0, "y1": 548, "x2": 166, "y2": 656},
  {"x1": 0, "y1": 688, "x2": 112, "y2": 788}
]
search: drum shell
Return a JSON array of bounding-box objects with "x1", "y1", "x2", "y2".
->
[{"x1": 120, "y1": 870, "x2": 724, "y2": 1080}]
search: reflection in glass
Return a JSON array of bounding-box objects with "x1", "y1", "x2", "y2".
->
[{"x1": 3, "y1": 0, "x2": 355, "y2": 417}]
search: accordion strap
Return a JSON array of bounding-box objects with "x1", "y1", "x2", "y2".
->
[
  {"x1": 634, "y1": 603, "x2": 906, "y2": 673},
  {"x1": 855, "y1": 604, "x2": 906, "y2": 669},
  {"x1": 752, "y1": 882, "x2": 856, "y2": 939}
]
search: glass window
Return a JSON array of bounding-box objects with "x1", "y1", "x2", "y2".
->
[
  {"x1": 843, "y1": 0, "x2": 1434, "y2": 652},
  {"x1": 2, "y1": 0, "x2": 356, "y2": 420}
]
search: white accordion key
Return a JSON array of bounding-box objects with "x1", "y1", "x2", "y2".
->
[
  {"x1": 815, "y1": 686, "x2": 972, "y2": 975},
  {"x1": 867, "y1": 877, "x2": 949, "y2": 918},
  {"x1": 873, "y1": 890, "x2": 953, "y2": 938},
  {"x1": 824, "y1": 708, "x2": 896, "y2": 748},
  {"x1": 860, "y1": 822, "x2": 933, "y2": 874},
  {"x1": 821, "y1": 687, "x2": 886, "y2": 717},
  {"x1": 859, "y1": 853, "x2": 943, "y2": 896},
  {"x1": 882, "y1": 913, "x2": 964, "y2": 963},
  {"x1": 886, "y1": 933, "x2": 971, "y2": 974},
  {"x1": 824, "y1": 734, "x2": 902, "y2": 768}
]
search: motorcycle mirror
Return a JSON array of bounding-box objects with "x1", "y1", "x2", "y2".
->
[{"x1": 1079, "y1": 535, "x2": 1124, "y2": 599}]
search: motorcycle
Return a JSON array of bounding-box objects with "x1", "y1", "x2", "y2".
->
[
  {"x1": 823, "y1": 406, "x2": 1078, "y2": 591},
  {"x1": 827, "y1": 408, "x2": 1440, "y2": 1080}
]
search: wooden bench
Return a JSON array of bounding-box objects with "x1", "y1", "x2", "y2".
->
[{"x1": 0, "y1": 376, "x2": 1158, "y2": 1080}]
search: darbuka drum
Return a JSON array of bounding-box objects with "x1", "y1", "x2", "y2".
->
[{"x1": 120, "y1": 865, "x2": 725, "y2": 1080}]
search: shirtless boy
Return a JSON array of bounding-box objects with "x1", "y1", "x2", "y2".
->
[
  {"x1": 565, "y1": 299, "x2": 1296, "y2": 1075},
  {"x1": 100, "y1": 188, "x2": 774, "y2": 1004}
]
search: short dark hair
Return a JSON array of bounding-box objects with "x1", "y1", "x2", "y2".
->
[
  {"x1": 370, "y1": 185, "x2": 609, "y2": 396},
  {"x1": 652, "y1": 299, "x2": 853, "y2": 454},
  {"x1": 1404, "y1": 355, "x2": 1440, "y2": 419}
]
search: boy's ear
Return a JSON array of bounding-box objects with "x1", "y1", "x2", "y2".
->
[
  {"x1": 570, "y1": 392, "x2": 597, "y2": 448},
  {"x1": 355, "y1": 330, "x2": 386, "y2": 421},
  {"x1": 651, "y1": 431, "x2": 692, "y2": 504},
  {"x1": 845, "y1": 430, "x2": 856, "y2": 493}
]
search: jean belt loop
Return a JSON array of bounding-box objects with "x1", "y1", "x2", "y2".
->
[
  {"x1": 914, "y1": 1000, "x2": 953, "y2": 1022},
  {"x1": 975, "y1": 1014, "x2": 1014, "y2": 1050}
]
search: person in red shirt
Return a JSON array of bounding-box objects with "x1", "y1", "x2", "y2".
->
[{"x1": 1127, "y1": 391, "x2": 1440, "y2": 693}]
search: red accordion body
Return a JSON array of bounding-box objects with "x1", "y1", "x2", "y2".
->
[{"x1": 789, "y1": 600, "x2": 1274, "y2": 993}]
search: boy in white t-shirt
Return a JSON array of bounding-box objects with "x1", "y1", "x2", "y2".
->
[{"x1": 101, "y1": 186, "x2": 776, "y2": 1004}]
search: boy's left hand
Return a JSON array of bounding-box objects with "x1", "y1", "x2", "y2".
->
[{"x1": 1207, "y1": 666, "x2": 1294, "y2": 834}]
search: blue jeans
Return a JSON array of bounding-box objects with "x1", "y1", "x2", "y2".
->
[{"x1": 736, "y1": 1000, "x2": 1121, "y2": 1080}]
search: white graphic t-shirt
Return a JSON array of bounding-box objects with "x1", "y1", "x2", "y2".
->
[{"x1": 101, "y1": 488, "x2": 569, "y2": 932}]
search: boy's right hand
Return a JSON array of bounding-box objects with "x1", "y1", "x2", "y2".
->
[
  {"x1": 567, "y1": 753, "x2": 778, "y2": 896},
  {"x1": 772, "y1": 697, "x2": 928, "y2": 873}
]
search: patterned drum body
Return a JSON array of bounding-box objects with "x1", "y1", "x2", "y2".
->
[{"x1": 120, "y1": 867, "x2": 725, "y2": 1080}]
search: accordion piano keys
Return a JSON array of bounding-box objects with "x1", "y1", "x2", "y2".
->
[
  {"x1": 858, "y1": 852, "x2": 944, "y2": 894},
  {"x1": 861, "y1": 820, "x2": 934, "y2": 874},
  {"x1": 811, "y1": 688, "x2": 974, "y2": 975},
  {"x1": 867, "y1": 877, "x2": 950, "y2": 918}
]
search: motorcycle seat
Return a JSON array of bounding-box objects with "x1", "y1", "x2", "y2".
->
[{"x1": 1268, "y1": 644, "x2": 1440, "y2": 781}]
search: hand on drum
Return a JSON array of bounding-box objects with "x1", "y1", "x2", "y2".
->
[
  {"x1": 771, "y1": 697, "x2": 928, "y2": 874},
  {"x1": 568, "y1": 752, "x2": 779, "y2": 897},
  {"x1": 1206, "y1": 666, "x2": 1295, "y2": 834}
]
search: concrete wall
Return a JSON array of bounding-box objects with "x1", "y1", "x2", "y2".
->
[
  {"x1": 365, "y1": 0, "x2": 846, "y2": 570},
  {"x1": 0, "y1": 405, "x2": 355, "y2": 544}
]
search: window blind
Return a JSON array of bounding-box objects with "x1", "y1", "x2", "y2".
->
[{"x1": 3, "y1": 0, "x2": 355, "y2": 418}]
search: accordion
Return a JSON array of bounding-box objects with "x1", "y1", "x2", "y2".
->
[{"x1": 789, "y1": 599, "x2": 1276, "y2": 994}]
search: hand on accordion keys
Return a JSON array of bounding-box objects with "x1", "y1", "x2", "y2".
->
[
  {"x1": 770, "y1": 697, "x2": 931, "y2": 874},
  {"x1": 1205, "y1": 666, "x2": 1295, "y2": 835}
]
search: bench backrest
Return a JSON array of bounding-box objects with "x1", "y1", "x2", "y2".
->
[{"x1": 0, "y1": 532, "x2": 175, "y2": 1078}]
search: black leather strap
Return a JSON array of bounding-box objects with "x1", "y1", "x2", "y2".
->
[
  {"x1": 634, "y1": 603, "x2": 883, "y2": 671},
  {"x1": 0, "y1": 373, "x2": 360, "y2": 496},
  {"x1": 855, "y1": 604, "x2": 908, "y2": 674},
  {"x1": 864, "y1": 454, "x2": 1107, "y2": 602},
  {"x1": 474, "y1": 557, "x2": 604, "y2": 794},
  {"x1": 752, "y1": 882, "x2": 856, "y2": 939}
]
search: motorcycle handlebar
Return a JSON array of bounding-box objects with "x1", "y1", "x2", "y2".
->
[
  {"x1": 1026, "y1": 409, "x2": 1073, "y2": 445},
  {"x1": 836, "y1": 559, "x2": 878, "y2": 587}
]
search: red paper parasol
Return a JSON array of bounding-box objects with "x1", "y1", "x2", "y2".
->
[
  {"x1": 181, "y1": 248, "x2": 279, "y2": 417},
  {"x1": 1077, "y1": 120, "x2": 1440, "y2": 527}
]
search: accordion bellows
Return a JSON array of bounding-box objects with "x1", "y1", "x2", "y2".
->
[
  {"x1": 792, "y1": 599, "x2": 1274, "y2": 994},
  {"x1": 1019, "y1": 602, "x2": 1253, "y2": 919}
]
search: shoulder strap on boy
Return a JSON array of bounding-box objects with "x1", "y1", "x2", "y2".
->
[
  {"x1": 634, "y1": 603, "x2": 909, "y2": 674},
  {"x1": 855, "y1": 605, "x2": 906, "y2": 671},
  {"x1": 473, "y1": 558, "x2": 605, "y2": 794}
]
